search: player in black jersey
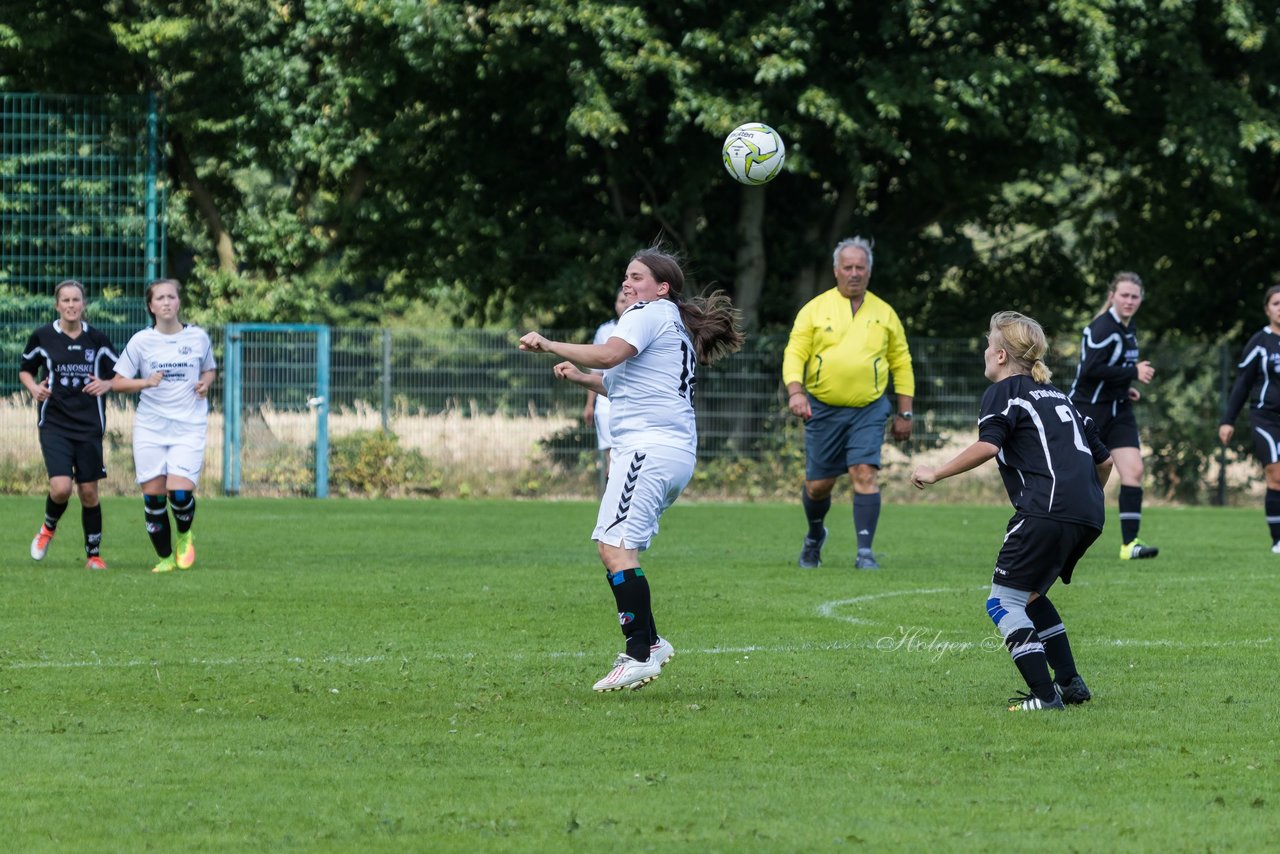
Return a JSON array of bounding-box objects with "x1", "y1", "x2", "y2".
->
[
  {"x1": 19, "y1": 280, "x2": 119, "y2": 570},
  {"x1": 1219, "y1": 284, "x2": 1280, "y2": 553},
  {"x1": 912, "y1": 312, "x2": 1112, "y2": 712},
  {"x1": 1069, "y1": 272, "x2": 1159, "y2": 560}
]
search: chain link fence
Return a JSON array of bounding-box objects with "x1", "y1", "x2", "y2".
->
[{"x1": 0, "y1": 325, "x2": 1255, "y2": 504}]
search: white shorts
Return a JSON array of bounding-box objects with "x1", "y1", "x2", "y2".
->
[
  {"x1": 133, "y1": 419, "x2": 208, "y2": 485},
  {"x1": 593, "y1": 444, "x2": 695, "y2": 551}
]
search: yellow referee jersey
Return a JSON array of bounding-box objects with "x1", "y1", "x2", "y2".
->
[{"x1": 782, "y1": 288, "x2": 915, "y2": 408}]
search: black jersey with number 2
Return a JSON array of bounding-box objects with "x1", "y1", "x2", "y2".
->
[
  {"x1": 978, "y1": 375, "x2": 1110, "y2": 530},
  {"x1": 20, "y1": 320, "x2": 119, "y2": 438}
]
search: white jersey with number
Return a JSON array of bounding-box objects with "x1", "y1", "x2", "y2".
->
[
  {"x1": 603, "y1": 299, "x2": 697, "y2": 454},
  {"x1": 115, "y1": 325, "x2": 217, "y2": 429}
]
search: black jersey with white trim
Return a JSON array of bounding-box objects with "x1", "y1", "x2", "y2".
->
[
  {"x1": 20, "y1": 321, "x2": 119, "y2": 437},
  {"x1": 978, "y1": 375, "x2": 1109, "y2": 530},
  {"x1": 1068, "y1": 309, "x2": 1140, "y2": 405},
  {"x1": 1222, "y1": 327, "x2": 1280, "y2": 423}
]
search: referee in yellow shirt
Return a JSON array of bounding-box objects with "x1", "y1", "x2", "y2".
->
[{"x1": 783, "y1": 237, "x2": 915, "y2": 570}]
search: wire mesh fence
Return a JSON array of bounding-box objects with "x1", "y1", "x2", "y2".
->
[
  {"x1": 0, "y1": 323, "x2": 1254, "y2": 504},
  {"x1": 0, "y1": 92, "x2": 165, "y2": 327}
]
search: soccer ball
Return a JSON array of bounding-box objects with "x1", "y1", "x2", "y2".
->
[{"x1": 721, "y1": 123, "x2": 786, "y2": 185}]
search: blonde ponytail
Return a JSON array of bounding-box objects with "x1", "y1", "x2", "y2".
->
[{"x1": 990, "y1": 311, "x2": 1052, "y2": 382}]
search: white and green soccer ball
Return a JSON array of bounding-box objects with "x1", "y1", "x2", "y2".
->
[{"x1": 721, "y1": 123, "x2": 786, "y2": 186}]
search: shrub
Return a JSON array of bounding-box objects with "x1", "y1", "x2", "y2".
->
[{"x1": 328, "y1": 430, "x2": 439, "y2": 498}]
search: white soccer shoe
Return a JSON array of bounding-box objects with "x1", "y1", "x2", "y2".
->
[
  {"x1": 650, "y1": 637, "x2": 675, "y2": 668},
  {"x1": 31, "y1": 524, "x2": 55, "y2": 560},
  {"x1": 592, "y1": 653, "x2": 661, "y2": 692},
  {"x1": 1271, "y1": 541, "x2": 1280, "y2": 555}
]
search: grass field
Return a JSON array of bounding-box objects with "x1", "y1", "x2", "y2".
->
[{"x1": 2, "y1": 495, "x2": 1278, "y2": 851}]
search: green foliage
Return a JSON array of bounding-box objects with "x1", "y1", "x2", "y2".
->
[
  {"x1": 1141, "y1": 339, "x2": 1234, "y2": 503},
  {"x1": 4, "y1": 0, "x2": 1280, "y2": 343},
  {"x1": 328, "y1": 429, "x2": 440, "y2": 498}
]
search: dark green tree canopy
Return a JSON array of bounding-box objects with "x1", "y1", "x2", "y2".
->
[{"x1": 3, "y1": 0, "x2": 1279, "y2": 341}]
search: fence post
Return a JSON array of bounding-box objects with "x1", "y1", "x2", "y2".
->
[
  {"x1": 145, "y1": 91, "x2": 160, "y2": 283},
  {"x1": 1217, "y1": 342, "x2": 1229, "y2": 506},
  {"x1": 381, "y1": 328, "x2": 392, "y2": 432}
]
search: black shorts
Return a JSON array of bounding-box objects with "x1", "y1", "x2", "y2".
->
[
  {"x1": 1073, "y1": 400, "x2": 1140, "y2": 450},
  {"x1": 992, "y1": 514, "x2": 1101, "y2": 593},
  {"x1": 39, "y1": 430, "x2": 107, "y2": 483},
  {"x1": 1247, "y1": 409, "x2": 1280, "y2": 466}
]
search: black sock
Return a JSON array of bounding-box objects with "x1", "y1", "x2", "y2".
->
[
  {"x1": 1119, "y1": 485, "x2": 1143, "y2": 543},
  {"x1": 1266, "y1": 489, "x2": 1280, "y2": 544},
  {"x1": 44, "y1": 495, "x2": 69, "y2": 530},
  {"x1": 169, "y1": 490, "x2": 196, "y2": 533},
  {"x1": 1004, "y1": 627, "x2": 1055, "y2": 702},
  {"x1": 801, "y1": 488, "x2": 830, "y2": 540},
  {"x1": 606, "y1": 568, "x2": 652, "y2": 661},
  {"x1": 82, "y1": 504, "x2": 103, "y2": 558},
  {"x1": 854, "y1": 493, "x2": 881, "y2": 551},
  {"x1": 1026, "y1": 596, "x2": 1077, "y2": 685},
  {"x1": 144, "y1": 494, "x2": 172, "y2": 558}
]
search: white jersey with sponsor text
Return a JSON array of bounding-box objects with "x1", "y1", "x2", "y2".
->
[
  {"x1": 604, "y1": 299, "x2": 697, "y2": 455},
  {"x1": 115, "y1": 325, "x2": 217, "y2": 428}
]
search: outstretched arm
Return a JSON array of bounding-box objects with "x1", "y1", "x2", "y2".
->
[
  {"x1": 519, "y1": 333, "x2": 637, "y2": 369},
  {"x1": 555, "y1": 362, "x2": 606, "y2": 395},
  {"x1": 911, "y1": 441, "x2": 999, "y2": 489}
]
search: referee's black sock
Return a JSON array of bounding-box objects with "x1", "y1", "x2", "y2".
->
[
  {"x1": 854, "y1": 493, "x2": 881, "y2": 552},
  {"x1": 1118, "y1": 485, "x2": 1143, "y2": 543},
  {"x1": 44, "y1": 494, "x2": 69, "y2": 530},
  {"x1": 1005, "y1": 627, "x2": 1056, "y2": 703},
  {"x1": 169, "y1": 490, "x2": 196, "y2": 533},
  {"x1": 606, "y1": 568, "x2": 652, "y2": 662},
  {"x1": 1266, "y1": 489, "x2": 1280, "y2": 545},
  {"x1": 801, "y1": 488, "x2": 831, "y2": 541},
  {"x1": 144, "y1": 494, "x2": 172, "y2": 558},
  {"x1": 82, "y1": 504, "x2": 103, "y2": 558},
  {"x1": 1026, "y1": 596, "x2": 1078, "y2": 685}
]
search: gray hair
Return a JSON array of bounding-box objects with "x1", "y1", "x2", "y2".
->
[{"x1": 832, "y1": 236, "x2": 874, "y2": 271}]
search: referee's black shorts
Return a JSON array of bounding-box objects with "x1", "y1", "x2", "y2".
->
[
  {"x1": 992, "y1": 513, "x2": 1101, "y2": 593},
  {"x1": 39, "y1": 429, "x2": 107, "y2": 483},
  {"x1": 1072, "y1": 399, "x2": 1140, "y2": 450}
]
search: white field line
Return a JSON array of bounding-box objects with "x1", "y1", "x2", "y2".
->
[{"x1": 3, "y1": 578, "x2": 1272, "y2": 671}]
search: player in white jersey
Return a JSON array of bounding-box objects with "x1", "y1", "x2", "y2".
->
[
  {"x1": 520, "y1": 247, "x2": 744, "y2": 692},
  {"x1": 111, "y1": 279, "x2": 217, "y2": 574},
  {"x1": 582, "y1": 286, "x2": 633, "y2": 488}
]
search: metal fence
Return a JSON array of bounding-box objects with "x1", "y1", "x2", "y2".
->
[
  {"x1": 0, "y1": 324, "x2": 1248, "y2": 503},
  {"x1": 0, "y1": 92, "x2": 165, "y2": 327}
]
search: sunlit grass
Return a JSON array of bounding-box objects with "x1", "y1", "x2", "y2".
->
[{"x1": 1, "y1": 496, "x2": 1277, "y2": 850}]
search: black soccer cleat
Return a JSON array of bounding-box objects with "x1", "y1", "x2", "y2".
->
[{"x1": 1056, "y1": 675, "x2": 1092, "y2": 705}]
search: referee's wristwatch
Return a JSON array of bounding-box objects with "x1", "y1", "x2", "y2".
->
[{"x1": 896, "y1": 412, "x2": 913, "y2": 420}]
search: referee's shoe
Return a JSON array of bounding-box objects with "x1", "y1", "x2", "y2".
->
[{"x1": 30, "y1": 524, "x2": 55, "y2": 560}]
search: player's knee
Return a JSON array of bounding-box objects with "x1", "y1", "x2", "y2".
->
[
  {"x1": 986, "y1": 595, "x2": 1032, "y2": 638},
  {"x1": 804, "y1": 480, "x2": 835, "y2": 501}
]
